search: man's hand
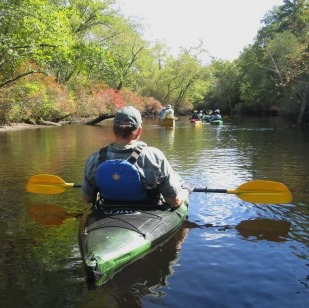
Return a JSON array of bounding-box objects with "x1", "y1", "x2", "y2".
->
[{"x1": 181, "y1": 183, "x2": 194, "y2": 194}]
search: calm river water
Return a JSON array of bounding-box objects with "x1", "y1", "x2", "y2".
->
[{"x1": 0, "y1": 116, "x2": 308, "y2": 307}]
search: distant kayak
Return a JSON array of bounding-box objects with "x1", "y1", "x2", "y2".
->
[
  {"x1": 203, "y1": 115, "x2": 211, "y2": 122},
  {"x1": 158, "y1": 118, "x2": 175, "y2": 127},
  {"x1": 210, "y1": 119, "x2": 223, "y2": 125},
  {"x1": 190, "y1": 118, "x2": 202, "y2": 124}
]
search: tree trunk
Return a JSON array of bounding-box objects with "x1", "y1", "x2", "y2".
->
[
  {"x1": 54, "y1": 113, "x2": 76, "y2": 122},
  {"x1": 38, "y1": 119, "x2": 62, "y2": 126},
  {"x1": 84, "y1": 114, "x2": 114, "y2": 126},
  {"x1": 228, "y1": 95, "x2": 232, "y2": 117},
  {"x1": 297, "y1": 83, "x2": 309, "y2": 125}
]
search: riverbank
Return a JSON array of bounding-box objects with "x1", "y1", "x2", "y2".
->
[
  {"x1": 0, "y1": 119, "x2": 89, "y2": 132},
  {"x1": 0, "y1": 123, "x2": 51, "y2": 132}
]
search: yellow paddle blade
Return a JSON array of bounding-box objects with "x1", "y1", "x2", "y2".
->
[
  {"x1": 27, "y1": 174, "x2": 75, "y2": 195},
  {"x1": 227, "y1": 180, "x2": 292, "y2": 204}
]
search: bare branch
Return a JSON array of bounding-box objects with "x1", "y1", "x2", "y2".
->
[{"x1": 0, "y1": 71, "x2": 48, "y2": 88}]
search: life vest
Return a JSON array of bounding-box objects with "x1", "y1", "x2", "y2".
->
[
  {"x1": 159, "y1": 108, "x2": 174, "y2": 120},
  {"x1": 158, "y1": 109, "x2": 165, "y2": 120},
  {"x1": 191, "y1": 112, "x2": 199, "y2": 119},
  {"x1": 96, "y1": 144, "x2": 148, "y2": 202},
  {"x1": 164, "y1": 109, "x2": 174, "y2": 119},
  {"x1": 210, "y1": 114, "x2": 222, "y2": 121}
]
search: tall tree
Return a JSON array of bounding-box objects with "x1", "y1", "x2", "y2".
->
[
  {"x1": 203, "y1": 60, "x2": 240, "y2": 114},
  {"x1": 150, "y1": 47, "x2": 206, "y2": 112},
  {"x1": 254, "y1": 0, "x2": 309, "y2": 122},
  {"x1": 49, "y1": 0, "x2": 118, "y2": 83},
  {"x1": 91, "y1": 16, "x2": 151, "y2": 91},
  {"x1": 0, "y1": 0, "x2": 73, "y2": 88}
]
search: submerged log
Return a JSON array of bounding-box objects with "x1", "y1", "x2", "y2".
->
[
  {"x1": 85, "y1": 114, "x2": 114, "y2": 125},
  {"x1": 54, "y1": 113, "x2": 76, "y2": 122},
  {"x1": 38, "y1": 119, "x2": 62, "y2": 126}
]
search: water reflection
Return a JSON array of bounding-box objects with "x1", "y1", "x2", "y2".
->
[
  {"x1": 28, "y1": 204, "x2": 75, "y2": 225},
  {"x1": 157, "y1": 127, "x2": 175, "y2": 151},
  {"x1": 182, "y1": 218, "x2": 291, "y2": 242},
  {"x1": 235, "y1": 218, "x2": 291, "y2": 242}
]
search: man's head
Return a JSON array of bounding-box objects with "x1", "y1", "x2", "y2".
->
[
  {"x1": 114, "y1": 106, "x2": 142, "y2": 129},
  {"x1": 113, "y1": 106, "x2": 142, "y2": 139}
]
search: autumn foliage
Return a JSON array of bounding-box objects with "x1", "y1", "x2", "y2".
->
[
  {"x1": 0, "y1": 74, "x2": 75, "y2": 124},
  {"x1": 0, "y1": 74, "x2": 163, "y2": 124}
]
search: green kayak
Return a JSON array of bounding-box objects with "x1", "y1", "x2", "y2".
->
[
  {"x1": 78, "y1": 201, "x2": 189, "y2": 286},
  {"x1": 210, "y1": 119, "x2": 223, "y2": 125}
]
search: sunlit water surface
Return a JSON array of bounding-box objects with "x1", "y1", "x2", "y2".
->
[{"x1": 0, "y1": 116, "x2": 308, "y2": 307}]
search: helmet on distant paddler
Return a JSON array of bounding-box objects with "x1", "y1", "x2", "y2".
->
[
  {"x1": 166, "y1": 104, "x2": 172, "y2": 109},
  {"x1": 214, "y1": 109, "x2": 220, "y2": 114}
]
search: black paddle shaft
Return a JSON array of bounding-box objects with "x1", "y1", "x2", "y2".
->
[
  {"x1": 74, "y1": 184, "x2": 227, "y2": 193},
  {"x1": 75, "y1": 184, "x2": 226, "y2": 193},
  {"x1": 193, "y1": 188, "x2": 228, "y2": 193}
]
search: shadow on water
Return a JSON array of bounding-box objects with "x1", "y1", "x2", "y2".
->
[
  {"x1": 28, "y1": 204, "x2": 76, "y2": 225},
  {"x1": 235, "y1": 218, "x2": 291, "y2": 242},
  {"x1": 183, "y1": 218, "x2": 291, "y2": 242}
]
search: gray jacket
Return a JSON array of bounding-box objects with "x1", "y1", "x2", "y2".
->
[{"x1": 82, "y1": 140, "x2": 183, "y2": 202}]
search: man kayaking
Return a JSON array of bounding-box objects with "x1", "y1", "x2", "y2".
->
[
  {"x1": 190, "y1": 110, "x2": 200, "y2": 120},
  {"x1": 82, "y1": 106, "x2": 192, "y2": 207},
  {"x1": 209, "y1": 109, "x2": 222, "y2": 122},
  {"x1": 158, "y1": 104, "x2": 175, "y2": 120}
]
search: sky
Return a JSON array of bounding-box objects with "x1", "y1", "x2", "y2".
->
[{"x1": 118, "y1": 0, "x2": 284, "y2": 61}]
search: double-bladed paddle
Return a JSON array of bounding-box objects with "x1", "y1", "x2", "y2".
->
[
  {"x1": 26, "y1": 174, "x2": 292, "y2": 204},
  {"x1": 27, "y1": 174, "x2": 81, "y2": 195}
]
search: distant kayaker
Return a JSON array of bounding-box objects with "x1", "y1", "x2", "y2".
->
[
  {"x1": 209, "y1": 109, "x2": 222, "y2": 122},
  {"x1": 203, "y1": 110, "x2": 212, "y2": 122},
  {"x1": 82, "y1": 106, "x2": 192, "y2": 208},
  {"x1": 158, "y1": 104, "x2": 174, "y2": 120},
  {"x1": 190, "y1": 110, "x2": 200, "y2": 120}
]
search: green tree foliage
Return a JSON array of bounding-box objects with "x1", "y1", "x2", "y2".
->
[
  {"x1": 145, "y1": 47, "x2": 206, "y2": 113},
  {"x1": 203, "y1": 60, "x2": 240, "y2": 114},
  {"x1": 236, "y1": 46, "x2": 279, "y2": 114},
  {"x1": 0, "y1": 0, "x2": 74, "y2": 87},
  {"x1": 50, "y1": 0, "x2": 118, "y2": 84},
  {"x1": 238, "y1": 0, "x2": 309, "y2": 121},
  {"x1": 93, "y1": 16, "x2": 151, "y2": 91}
]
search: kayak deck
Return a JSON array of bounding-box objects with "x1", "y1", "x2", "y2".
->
[
  {"x1": 158, "y1": 118, "x2": 175, "y2": 127},
  {"x1": 190, "y1": 119, "x2": 202, "y2": 124},
  {"x1": 210, "y1": 119, "x2": 223, "y2": 125},
  {"x1": 78, "y1": 202, "x2": 188, "y2": 286}
]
